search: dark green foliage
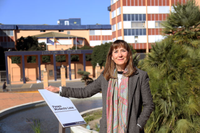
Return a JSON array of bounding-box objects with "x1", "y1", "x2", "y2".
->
[
  {"x1": 27, "y1": 56, "x2": 36, "y2": 63},
  {"x1": 91, "y1": 42, "x2": 111, "y2": 68},
  {"x1": 140, "y1": 1, "x2": 200, "y2": 132},
  {"x1": 56, "y1": 55, "x2": 66, "y2": 62},
  {"x1": 77, "y1": 71, "x2": 93, "y2": 85},
  {"x1": 141, "y1": 37, "x2": 200, "y2": 133},
  {"x1": 11, "y1": 56, "x2": 21, "y2": 64},
  {"x1": 162, "y1": 0, "x2": 200, "y2": 46},
  {"x1": 42, "y1": 56, "x2": 51, "y2": 63},
  {"x1": 16, "y1": 36, "x2": 46, "y2": 51},
  {"x1": 70, "y1": 45, "x2": 93, "y2": 61}
]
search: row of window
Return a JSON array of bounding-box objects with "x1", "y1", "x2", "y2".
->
[
  {"x1": 0, "y1": 30, "x2": 14, "y2": 36},
  {"x1": 124, "y1": 29, "x2": 146, "y2": 36},
  {"x1": 112, "y1": 22, "x2": 122, "y2": 31},
  {"x1": 112, "y1": 7, "x2": 121, "y2": 18},
  {"x1": 123, "y1": 14, "x2": 146, "y2": 21}
]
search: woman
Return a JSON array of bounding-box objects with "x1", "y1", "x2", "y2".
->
[{"x1": 45, "y1": 40, "x2": 154, "y2": 133}]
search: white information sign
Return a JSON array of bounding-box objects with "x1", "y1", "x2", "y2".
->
[{"x1": 38, "y1": 89, "x2": 86, "y2": 128}]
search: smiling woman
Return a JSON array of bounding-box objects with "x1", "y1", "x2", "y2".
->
[{"x1": 45, "y1": 40, "x2": 154, "y2": 133}]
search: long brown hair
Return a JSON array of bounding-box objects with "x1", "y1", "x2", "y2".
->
[{"x1": 103, "y1": 40, "x2": 136, "y2": 80}]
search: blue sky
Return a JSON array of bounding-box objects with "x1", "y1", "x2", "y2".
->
[{"x1": 0, "y1": 0, "x2": 111, "y2": 25}]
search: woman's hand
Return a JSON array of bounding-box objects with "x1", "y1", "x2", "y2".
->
[{"x1": 45, "y1": 86, "x2": 60, "y2": 93}]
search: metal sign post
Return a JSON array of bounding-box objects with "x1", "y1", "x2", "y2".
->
[{"x1": 59, "y1": 123, "x2": 65, "y2": 133}]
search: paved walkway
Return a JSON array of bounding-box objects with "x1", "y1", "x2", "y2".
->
[
  {"x1": 0, "y1": 80, "x2": 85, "y2": 111},
  {"x1": 0, "y1": 92, "x2": 43, "y2": 111}
]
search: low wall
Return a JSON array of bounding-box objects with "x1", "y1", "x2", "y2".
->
[{"x1": 70, "y1": 107, "x2": 102, "y2": 133}]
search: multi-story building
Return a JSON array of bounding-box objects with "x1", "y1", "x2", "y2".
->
[
  {"x1": 108, "y1": 0, "x2": 198, "y2": 53},
  {"x1": 0, "y1": 20, "x2": 112, "y2": 83},
  {"x1": 0, "y1": 21, "x2": 112, "y2": 50}
]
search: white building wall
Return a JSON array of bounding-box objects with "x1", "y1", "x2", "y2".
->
[
  {"x1": 148, "y1": 21, "x2": 156, "y2": 28},
  {"x1": 118, "y1": 36, "x2": 122, "y2": 40},
  {"x1": 124, "y1": 36, "x2": 135, "y2": 43},
  {"x1": 147, "y1": 6, "x2": 170, "y2": 14},
  {"x1": 123, "y1": 6, "x2": 146, "y2": 14},
  {"x1": 102, "y1": 30, "x2": 112, "y2": 35},
  {"x1": 90, "y1": 41, "x2": 102, "y2": 46},
  {"x1": 123, "y1": 21, "x2": 132, "y2": 29},
  {"x1": 148, "y1": 35, "x2": 164, "y2": 43},
  {"x1": 138, "y1": 36, "x2": 147, "y2": 43},
  {"x1": 58, "y1": 40, "x2": 72, "y2": 45},
  {"x1": 94, "y1": 30, "x2": 101, "y2": 35}
]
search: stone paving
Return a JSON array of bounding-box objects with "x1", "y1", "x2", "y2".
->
[
  {"x1": 0, "y1": 80, "x2": 85, "y2": 111},
  {"x1": 0, "y1": 92, "x2": 43, "y2": 111}
]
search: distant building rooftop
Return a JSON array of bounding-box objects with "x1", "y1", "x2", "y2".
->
[{"x1": 0, "y1": 24, "x2": 111, "y2": 30}]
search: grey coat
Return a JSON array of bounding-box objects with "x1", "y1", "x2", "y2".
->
[{"x1": 60, "y1": 68, "x2": 154, "y2": 133}]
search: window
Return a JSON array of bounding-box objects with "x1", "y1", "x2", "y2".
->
[
  {"x1": 112, "y1": 10, "x2": 116, "y2": 18},
  {"x1": 59, "y1": 30, "x2": 64, "y2": 32},
  {"x1": 135, "y1": 14, "x2": 138, "y2": 21},
  {"x1": 132, "y1": 14, "x2": 135, "y2": 21},
  {"x1": 49, "y1": 70, "x2": 53, "y2": 76},
  {"x1": 117, "y1": 7, "x2": 121, "y2": 16},
  {"x1": 135, "y1": 36, "x2": 138, "y2": 43},
  {"x1": 132, "y1": 29, "x2": 135, "y2": 35},
  {"x1": 112, "y1": 24, "x2": 116, "y2": 31},
  {"x1": 131, "y1": 22, "x2": 145, "y2": 28},
  {"x1": 128, "y1": 29, "x2": 131, "y2": 35},
  {"x1": 155, "y1": 21, "x2": 163, "y2": 28},
  {"x1": 124, "y1": 29, "x2": 146, "y2": 36},
  {"x1": 67, "y1": 31, "x2": 70, "y2": 34},
  {"x1": 124, "y1": 29, "x2": 128, "y2": 36},
  {"x1": 123, "y1": 14, "x2": 146, "y2": 21},
  {"x1": 118, "y1": 22, "x2": 121, "y2": 30},
  {"x1": 123, "y1": 14, "x2": 127, "y2": 21},
  {"x1": 140, "y1": 29, "x2": 143, "y2": 35},
  {"x1": 64, "y1": 21, "x2": 69, "y2": 25},
  {"x1": 143, "y1": 14, "x2": 146, "y2": 21},
  {"x1": 128, "y1": 14, "x2": 131, "y2": 21},
  {"x1": 89, "y1": 30, "x2": 95, "y2": 35},
  {"x1": 40, "y1": 30, "x2": 46, "y2": 32}
]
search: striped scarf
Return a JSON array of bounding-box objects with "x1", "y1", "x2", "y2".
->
[{"x1": 106, "y1": 70, "x2": 129, "y2": 133}]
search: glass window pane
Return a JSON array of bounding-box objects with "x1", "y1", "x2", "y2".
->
[
  {"x1": 124, "y1": 29, "x2": 128, "y2": 36},
  {"x1": 135, "y1": 29, "x2": 139, "y2": 35},
  {"x1": 143, "y1": 29, "x2": 146, "y2": 35},
  {"x1": 10, "y1": 30, "x2": 13, "y2": 36},
  {"x1": 143, "y1": 14, "x2": 146, "y2": 21},
  {"x1": 132, "y1": 14, "x2": 135, "y2": 21},
  {"x1": 140, "y1": 29, "x2": 143, "y2": 35},
  {"x1": 135, "y1": 14, "x2": 138, "y2": 21},
  {"x1": 139, "y1": 14, "x2": 142, "y2": 21},
  {"x1": 128, "y1": 29, "x2": 131, "y2": 35},
  {"x1": 123, "y1": 14, "x2": 127, "y2": 21},
  {"x1": 128, "y1": 14, "x2": 131, "y2": 21},
  {"x1": 132, "y1": 29, "x2": 135, "y2": 35}
]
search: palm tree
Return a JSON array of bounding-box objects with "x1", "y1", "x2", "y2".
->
[{"x1": 140, "y1": 1, "x2": 200, "y2": 132}]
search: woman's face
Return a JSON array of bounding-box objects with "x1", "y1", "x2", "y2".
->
[{"x1": 111, "y1": 46, "x2": 128, "y2": 70}]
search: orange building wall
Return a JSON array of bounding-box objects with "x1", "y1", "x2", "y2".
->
[
  {"x1": 15, "y1": 30, "x2": 90, "y2": 42},
  {"x1": 7, "y1": 54, "x2": 95, "y2": 84}
]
